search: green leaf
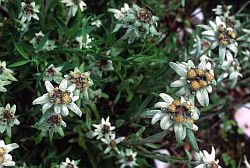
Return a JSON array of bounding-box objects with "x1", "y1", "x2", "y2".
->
[
  {"x1": 116, "y1": 119, "x2": 124, "y2": 128},
  {"x1": 14, "y1": 41, "x2": 29, "y2": 60},
  {"x1": 141, "y1": 110, "x2": 161, "y2": 118},
  {"x1": 141, "y1": 130, "x2": 168, "y2": 143},
  {"x1": 186, "y1": 128, "x2": 199, "y2": 152},
  {"x1": 8, "y1": 60, "x2": 30, "y2": 67},
  {"x1": 53, "y1": 17, "x2": 68, "y2": 33}
]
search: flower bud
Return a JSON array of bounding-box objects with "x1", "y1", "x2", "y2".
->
[
  {"x1": 190, "y1": 81, "x2": 201, "y2": 91},
  {"x1": 187, "y1": 69, "x2": 196, "y2": 79}
]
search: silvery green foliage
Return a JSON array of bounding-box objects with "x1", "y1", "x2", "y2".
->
[
  {"x1": 109, "y1": 4, "x2": 160, "y2": 44},
  {"x1": 36, "y1": 112, "x2": 66, "y2": 140},
  {"x1": 199, "y1": 16, "x2": 238, "y2": 64},
  {"x1": 190, "y1": 35, "x2": 211, "y2": 57},
  {"x1": 43, "y1": 64, "x2": 64, "y2": 84},
  {"x1": 169, "y1": 57, "x2": 216, "y2": 106},
  {"x1": 151, "y1": 93, "x2": 199, "y2": 142},
  {"x1": 0, "y1": 61, "x2": 17, "y2": 92},
  {"x1": 217, "y1": 51, "x2": 242, "y2": 87},
  {"x1": 0, "y1": 104, "x2": 20, "y2": 138},
  {"x1": 237, "y1": 29, "x2": 250, "y2": 47}
]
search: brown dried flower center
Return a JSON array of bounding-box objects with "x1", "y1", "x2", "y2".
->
[
  {"x1": 2, "y1": 110, "x2": 14, "y2": 123},
  {"x1": 47, "y1": 67, "x2": 56, "y2": 76},
  {"x1": 66, "y1": 163, "x2": 74, "y2": 168},
  {"x1": 137, "y1": 8, "x2": 153, "y2": 24},
  {"x1": 110, "y1": 140, "x2": 116, "y2": 148},
  {"x1": 0, "y1": 147, "x2": 6, "y2": 164},
  {"x1": 126, "y1": 155, "x2": 134, "y2": 162},
  {"x1": 217, "y1": 24, "x2": 236, "y2": 46},
  {"x1": 70, "y1": 72, "x2": 89, "y2": 90},
  {"x1": 102, "y1": 124, "x2": 110, "y2": 134},
  {"x1": 48, "y1": 87, "x2": 72, "y2": 104},
  {"x1": 23, "y1": 4, "x2": 34, "y2": 15},
  {"x1": 48, "y1": 114, "x2": 61, "y2": 126},
  {"x1": 187, "y1": 68, "x2": 214, "y2": 91}
]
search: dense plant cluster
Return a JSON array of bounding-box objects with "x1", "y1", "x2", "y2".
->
[{"x1": 0, "y1": 0, "x2": 250, "y2": 167}]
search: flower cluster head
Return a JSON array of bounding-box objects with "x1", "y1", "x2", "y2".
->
[
  {"x1": 91, "y1": 58, "x2": 114, "y2": 77},
  {"x1": 58, "y1": 157, "x2": 80, "y2": 168},
  {"x1": 151, "y1": 93, "x2": 199, "y2": 142},
  {"x1": 61, "y1": 0, "x2": 86, "y2": 17},
  {"x1": 19, "y1": 2, "x2": 39, "y2": 23},
  {"x1": 118, "y1": 149, "x2": 138, "y2": 168},
  {"x1": 217, "y1": 51, "x2": 242, "y2": 87},
  {"x1": 0, "y1": 140, "x2": 19, "y2": 167},
  {"x1": 0, "y1": 104, "x2": 20, "y2": 138},
  {"x1": 0, "y1": 61, "x2": 17, "y2": 92},
  {"x1": 43, "y1": 64, "x2": 64, "y2": 84},
  {"x1": 109, "y1": 3, "x2": 159, "y2": 44},
  {"x1": 65, "y1": 67, "x2": 93, "y2": 93},
  {"x1": 170, "y1": 57, "x2": 216, "y2": 106},
  {"x1": 101, "y1": 134, "x2": 125, "y2": 154},
  {"x1": 37, "y1": 112, "x2": 66, "y2": 140},
  {"x1": 199, "y1": 16, "x2": 238, "y2": 63},
  {"x1": 92, "y1": 116, "x2": 125, "y2": 155},
  {"x1": 32, "y1": 79, "x2": 82, "y2": 117},
  {"x1": 92, "y1": 116, "x2": 115, "y2": 139},
  {"x1": 195, "y1": 146, "x2": 221, "y2": 168},
  {"x1": 30, "y1": 31, "x2": 57, "y2": 51}
]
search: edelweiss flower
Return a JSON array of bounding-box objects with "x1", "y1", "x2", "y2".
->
[
  {"x1": 0, "y1": 140, "x2": 19, "y2": 167},
  {"x1": 101, "y1": 134, "x2": 124, "y2": 154},
  {"x1": 19, "y1": 2, "x2": 39, "y2": 23},
  {"x1": 43, "y1": 64, "x2": 63, "y2": 84},
  {"x1": 59, "y1": 157, "x2": 80, "y2": 168},
  {"x1": 109, "y1": 4, "x2": 159, "y2": 44},
  {"x1": 151, "y1": 93, "x2": 199, "y2": 142},
  {"x1": 108, "y1": 3, "x2": 130, "y2": 20},
  {"x1": 212, "y1": 5, "x2": 232, "y2": 17},
  {"x1": 170, "y1": 58, "x2": 216, "y2": 106},
  {"x1": 217, "y1": 51, "x2": 242, "y2": 87},
  {"x1": 0, "y1": 104, "x2": 20, "y2": 138},
  {"x1": 37, "y1": 113, "x2": 66, "y2": 139},
  {"x1": 118, "y1": 149, "x2": 138, "y2": 168},
  {"x1": 199, "y1": 16, "x2": 238, "y2": 63},
  {"x1": 92, "y1": 59, "x2": 114, "y2": 77},
  {"x1": 195, "y1": 146, "x2": 222, "y2": 168},
  {"x1": 75, "y1": 34, "x2": 93, "y2": 49},
  {"x1": 32, "y1": 79, "x2": 82, "y2": 117},
  {"x1": 30, "y1": 31, "x2": 56, "y2": 51},
  {"x1": 61, "y1": 0, "x2": 86, "y2": 17},
  {"x1": 92, "y1": 116, "x2": 115, "y2": 139},
  {"x1": 190, "y1": 35, "x2": 211, "y2": 57},
  {"x1": 65, "y1": 67, "x2": 93, "y2": 92},
  {"x1": 91, "y1": 19, "x2": 102, "y2": 28},
  {"x1": 0, "y1": 61, "x2": 17, "y2": 82}
]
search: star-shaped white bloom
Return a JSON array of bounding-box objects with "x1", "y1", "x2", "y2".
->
[
  {"x1": 19, "y1": 2, "x2": 40, "y2": 23},
  {"x1": 169, "y1": 57, "x2": 216, "y2": 106},
  {"x1": 151, "y1": 93, "x2": 199, "y2": 142},
  {"x1": 75, "y1": 34, "x2": 93, "y2": 49},
  {"x1": 212, "y1": 5, "x2": 232, "y2": 17},
  {"x1": 0, "y1": 104, "x2": 20, "y2": 138},
  {"x1": 32, "y1": 79, "x2": 82, "y2": 117},
  {"x1": 43, "y1": 64, "x2": 63, "y2": 83},
  {"x1": 59, "y1": 157, "x2": 80, "y2": 168},
  {"x1": 118, "y1": 149, "x2": 138, "y2": 168},
  {"x1": 108, "y1": 3, "x2": 130, "y2": 20},
  {"x1": 0, "y1": 140, "x2": 19, "y2": 167},
  {"x1": 92, "y1": 116, "x2": 115, "y2": 139},
  {"x1": 195, "y1": 146, "x2": 222, "y2": 168},
  {"x1": 61, "y1": 0, "x2": 86, "y2": 17},
  {"x1": 101, "y1": 134, "x2": 125, "y2": 154},
  {"x1": 199, "y1": 16, "x2": 238, "y2": 63}
]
